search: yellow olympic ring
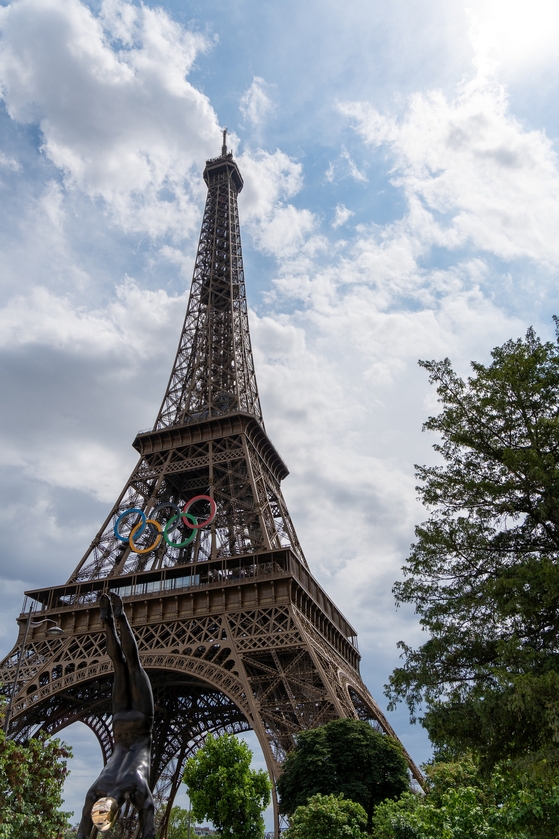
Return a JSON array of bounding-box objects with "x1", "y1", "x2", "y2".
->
[{"x1": 129, "y1": 519, "x2": 162, "y2": 554}]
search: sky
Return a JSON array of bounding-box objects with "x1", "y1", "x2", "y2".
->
[{"x1": 1, "y1": 0, "x2": 559, "y2": 826}]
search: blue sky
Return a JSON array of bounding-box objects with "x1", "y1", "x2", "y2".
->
[{"x1": 1, "y1": 0, "x2": 559, "y2": 825}]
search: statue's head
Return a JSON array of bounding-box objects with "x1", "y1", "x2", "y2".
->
[{"x1": 91, "y1": 797, "x2": 119, "y2": 832}]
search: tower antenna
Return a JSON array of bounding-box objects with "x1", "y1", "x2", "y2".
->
[{"x1": 221, "y1": 127, "x2": 227, "y2": 156}]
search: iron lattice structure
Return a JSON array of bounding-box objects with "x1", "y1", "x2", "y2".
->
[{"x1": 1, "y1": 142, "x2": 421, "y2": 837}]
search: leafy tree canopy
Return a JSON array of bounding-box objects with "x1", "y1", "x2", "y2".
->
[
  {"x1": 276, "y1": 718, "x2": 409, "y2": 829},
  {"x1": 372, "y1": 754, "x2": 559, "y2": 839},
  {"x1": 386, "y1": 326, "x2": 559, "y2": 772},
  {"x1": 0, "y1": 721, "x2": 72, "y2": 839},
  {"x1": 283, "y1": 793, "x2": 367, "y2": 839},
  {"x1": 182, "y1": 733, "x2": 271, "y2": 839},
  {"x1": 167, "y1": 805, "x2": 194, "y2": 839}
]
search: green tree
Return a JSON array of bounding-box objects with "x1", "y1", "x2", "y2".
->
[
  {"x1": 372, "y1": 787, "x2": 502, "y2": 839},
  {"x1": 276, "y1": 718, "x2": 409, "y2": 829},
  {"x1": 166, "y1": 805, "x2": 195, "y2": 839},
  {"x1": 371, "y1": 754, "x2": 559, "y2": 839},
  {"x1": 284, "y1": 793, "x2": 367, "y2": 839},
  {"x1": 0, "y1": 723, "x2": 73, "y2": 838},
  {"x1": 182, "y1": 733, "x2": 271, "y2": 839},
  {"x1": 386, "y1": 326, "x2": 559, "y2": 773}
]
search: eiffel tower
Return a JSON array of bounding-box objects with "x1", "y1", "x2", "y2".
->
[{"x1": 1, "y1": 133, "x2": 421, "y2": 836}]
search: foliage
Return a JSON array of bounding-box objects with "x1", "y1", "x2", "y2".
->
[
  {"x1": 283, "y1": 793, "x2": 368, "y2": 839},
  {"x1": 0, "y1": 721, "x2": 73, "y2": 839},
  {"x1": 372, "y1": 787, "x2": 501, "y2": 839},
  {"x1": 371, "y1": 754, "x2": 559, "y2": 839},
  {"x1": 386, "y1": 326, "x2": 559, "y2": 772},
  {"x1": 276, "y1": 718, "x2": 409, "y2": 829},
  {"x1": 182, "y1": 733, "x2": 271, "y2": 839},
  {"x1": 167, "y1": 805, "x2": 194, "y2": 839}
]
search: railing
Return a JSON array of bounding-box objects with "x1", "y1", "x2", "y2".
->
[
  {"x1": 22, "y1": 549, "x2": 360, "y2": 652},
  {"x1": 25, "y1": 556, "x2": 289, "y2": 614},
  {"x1": 135, "y1": 410, "x2": 278, "y2": 450}
]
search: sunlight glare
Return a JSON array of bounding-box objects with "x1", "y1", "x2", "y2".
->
[{"x1": 468, "y1": 0, "x2": 559, "y2": 71}]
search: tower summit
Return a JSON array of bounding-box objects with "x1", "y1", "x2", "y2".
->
[{"x1": 1, "y1": 140, "x2": 421, "y2": 837}]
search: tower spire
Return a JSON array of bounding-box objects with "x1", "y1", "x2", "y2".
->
[
  {"x1": 221, "y1": 127, "x2": 228, "y2": 157},
  {"x1": 153, "y1": 137, "x2": 260, "y2": 432}
]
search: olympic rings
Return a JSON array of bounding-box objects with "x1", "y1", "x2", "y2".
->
[{"x1": 114, "y1": 495, "x2": 216, "y2": 554}]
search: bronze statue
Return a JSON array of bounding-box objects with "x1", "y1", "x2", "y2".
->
[{"x1": 77, "y1": 592, "x2": 155, "y2": 838}]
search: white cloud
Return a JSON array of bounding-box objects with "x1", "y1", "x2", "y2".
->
[
  {"x1": 0, "y1": 0, "x2": 219, "y2": 237},
  {"x1": 0, "y1": 437, "x2": 129, "y2": 503},
  {"x1": 240, "y1": 76, "x2": 274, "y2": 127},
  {"x1": 341, "y1": 147, "x2": 368, "y2": 182},
  {"x1": 339, "y1": 73, "x2": 559, "y2": 267},
  {"x1": 332, "y1": 203, "x2": 354, "y2": 228},
  {"x1": 250, "y1": 204, "x2": 317, "y2": 258},
  {"x1": 250, "y1": 313, "x2": 306, "y2": 361},
  {"x1": 0, "y1": 280, "x2": 185, "y2": 359},
  {"x1": 325, "y1": 146, "x2": 368, "y2": 184},
  {"x1": 238, "y1": 148, "x2": 324, "y2": 260},
  {"x1": 239, "y1": 148, "x2": 304, "y2": 219},
  {"x1": 0, "y1": 280, "x2": 187, "y2": 505},
  {"x1": 0, "y1": 151, "x2": 20, "y2": 171}
]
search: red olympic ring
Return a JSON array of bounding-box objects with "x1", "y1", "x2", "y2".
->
[{"x1": 181, "y1": 495, "x2": 217, "y2": 529}]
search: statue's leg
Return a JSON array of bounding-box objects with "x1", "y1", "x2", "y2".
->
[
  {"x1": 76, "y1": 788, "x2": 97, "y2": 839},
  {"x1": 132, "y1": 783, "x2": 156, "y2": 839},
  {"x1": 100, "y1": 593, "x2": 129, "y2": 713},
  {"x1": 110, "y1": 593, "x2": 154, "y2": 717}
]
